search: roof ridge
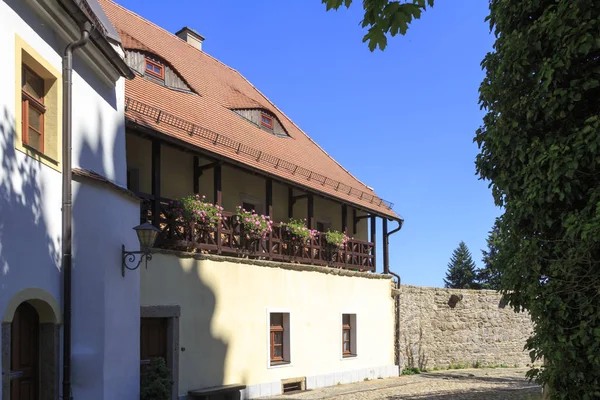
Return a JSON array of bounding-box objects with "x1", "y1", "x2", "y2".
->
[
  {"x1": 231, "y1": 69, "x2": 372, "y2": 192},
  {"x1": 101, "y1": 0, "x2": 244, "y2": 77}
]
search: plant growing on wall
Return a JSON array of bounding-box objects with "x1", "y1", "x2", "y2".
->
[
  {"x1": 140, "y1": 358, "x2": 171, "y2": 400},
  {"x1": 168, "y1": 194, "x2": 222, "y2": 230},
  {"x1": 323, "y1": 230, "x2": 349, "y2": 249},
  {"x1": 282, "y1": 218, "x2": 317, "y2": 244},
  {"x1": 236, "y1": 206, "x2": 273, "y2": 240}
]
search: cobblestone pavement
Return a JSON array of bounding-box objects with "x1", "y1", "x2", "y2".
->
[{"x1": 263, "y1": 368, "x2": 542, "y2": 400}]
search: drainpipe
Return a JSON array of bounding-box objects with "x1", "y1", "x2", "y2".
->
[
  {"x1": 62, "y1": 22, "x2": 91, "y2": 400},
  {"x1": 383, "y1": 218, "x2": 403, "y2": 372}
]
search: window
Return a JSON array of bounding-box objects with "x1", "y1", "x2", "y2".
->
[
  {"x1": 268, "y1": 311, "x2": 290, "y2": 366},
  {"x1": 342, "y1": 314, "x2": 357, "y2": 357},
  {"x1": 145, "y1": 58, "x2": 164, "y2": 79},
  {"x1": 16, "y1": 37, "x2": 61, "y2": 170},
  {"x1": 21, "y1": 66, "x2": 45, "y2": 153},
  {"x1": 270, "y1": 313, "x2": 284, "y2": 362},
  {"x1": 260, "y1": 113, "x2": 274, "y2": 129},
  {"x1": 316, "y1": 221, "x2": 331, "y2": 233},
  {"x1": 242, "y1": 202, "x2": 255, "y2": 213}
]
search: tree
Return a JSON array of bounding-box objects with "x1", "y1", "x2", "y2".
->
[
  {"x1": 444, "y1": 241, "x2": 478, "y2": 289},
  {"x1": 321, "y1": 0, "x2": 434, "y2": 51},
  {"x1": 475, "y1": 0, "x2": 600, "y2": 398},
  {"x1": 140, "y1": 358, "x2": 172, "y2": 400},
  {"x1": 476, "y1": 222, "x2": 502, "y2": 290}
]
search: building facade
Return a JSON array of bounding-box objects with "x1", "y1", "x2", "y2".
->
[
  {"x1": 100, "y1": 0, "x2": 404, "y2": 398},
  {"x1": 0, "y1": 0, "x2": 138, "y2": 399},
  {"x1": 1, "y1": 0, "x2": 403, "y2": 398}
]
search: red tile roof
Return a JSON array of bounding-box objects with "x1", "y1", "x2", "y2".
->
[{"x1": 99, "y1": 0, "x2": 400, "y2": 219}]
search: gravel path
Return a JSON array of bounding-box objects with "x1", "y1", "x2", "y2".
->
[{"x1": 263, "y1": 368, "x2": 542, "y2": 400}]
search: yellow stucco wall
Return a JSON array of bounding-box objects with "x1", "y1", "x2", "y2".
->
[
  {"x1": 141, "y1": 254, "x2": 394, "y2": 395},
  {"x1": 125, "y1": 136, "x2": 369, "y2": 239}
]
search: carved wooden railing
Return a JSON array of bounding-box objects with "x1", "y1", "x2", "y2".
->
[{"x1": 138, "y1": 194, "x2": 375, "y2": 272}]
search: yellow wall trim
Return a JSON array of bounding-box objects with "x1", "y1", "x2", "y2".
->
[
  {"x1": 14, "y1": 35, "x2": 62, "y2": 172},
  {"x1": 3, "y1": 288, "x2": 62, "y2": 324}
]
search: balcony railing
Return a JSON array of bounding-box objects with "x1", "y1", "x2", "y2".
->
[{"x1": 138, "y1": 194, "x2": 375, "y2": 272}]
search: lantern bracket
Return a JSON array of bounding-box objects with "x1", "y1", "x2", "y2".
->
[{"x1": 122, "y1": 245, "x2": 153, "y2": 277}]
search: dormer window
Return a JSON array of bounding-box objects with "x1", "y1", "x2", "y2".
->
[
  {"x1": 260, "y1": 113, "x2": 274, "y2": 129},
  {"x1": 145, "y1": 58, "x2": 164, "y2": 79}
]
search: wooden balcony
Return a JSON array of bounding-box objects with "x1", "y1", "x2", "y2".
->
[{"x1": 138, "y1": 194, "x2": 375, "y2": 272}]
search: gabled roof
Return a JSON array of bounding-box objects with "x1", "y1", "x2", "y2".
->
[{"x1": 99, "y1": 0, "x2": 400, "y2": 219}]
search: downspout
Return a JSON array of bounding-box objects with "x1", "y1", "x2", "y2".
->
[
  {"x1": 62, "y1": 22, "x2": 91, "y2": 400},
  {"x1": 383, "y1": 218, "x2": 403, "y2": 372}
]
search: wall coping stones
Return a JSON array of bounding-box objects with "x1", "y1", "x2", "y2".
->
[{"x1": 152, "y1": 249, "x2": 394, "y2": 281}]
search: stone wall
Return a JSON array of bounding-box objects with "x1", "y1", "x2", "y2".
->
[{"x1": 397, "y1": 285, "x2": 533, "y2": 370}]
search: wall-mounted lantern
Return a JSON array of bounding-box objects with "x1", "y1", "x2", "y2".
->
[{"x1": 122, "y1": 223, "x2": 162, "y2": 277}]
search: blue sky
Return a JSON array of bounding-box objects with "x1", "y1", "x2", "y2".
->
[{"x1": 117, "y1": 0, "x2": 499, "y2": 287}]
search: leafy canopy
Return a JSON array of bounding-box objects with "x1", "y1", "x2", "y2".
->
[
  {"x1": 444, "y1": 241, "x2": 478, "y2": 289},
  {"x1": 476, "y1": 0, "x2": 600, "y2": 397},
  {"x1": 321, "y1": 0, "x2": 434, "y2": 51}
]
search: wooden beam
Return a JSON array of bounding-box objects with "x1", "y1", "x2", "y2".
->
[
  {"x1": 291, "y1": 194, "x2": 309, "y2": 201},
  {"x1": 382, "y1": 218, "x2": 389, "y2": 274},
  {"x1": 288, "y1": 187, "x2": 294, "y2": 219},
  {"x1": 352, "y1": 208, "x2": 357, "y2": 235},
  {"x1": 193, "y1": 156, "x2": 200, "y2": 194},
  {"x1": 341, "y1": 204, "x2": 348, "y2": 234},
  {"x1": 151, "y1": 139, "x2": 161, "y2": 228},
  {"x1": 195, "y1": 161, "x2": 220, "y2": 176},
  {"x1": 213, "y1": 163, "x2": 222, "y2": 206},
  {"x1": 370, "y1": 215, "x2": 377, "y2": 272},
  {"x1": 266, "y1": 178, "x2": 273, "y2": 218},
  {"x1": 307, "y1": 193, "x2": 314, "y2": 230}
]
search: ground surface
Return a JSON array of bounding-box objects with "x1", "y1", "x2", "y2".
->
[{"x1": 263, "y1": 368, "x2": 542, "y2": 400}]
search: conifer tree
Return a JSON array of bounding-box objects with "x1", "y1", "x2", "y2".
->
[
  {"x1": 476, "y1": 224, "x2": 501, "y2": 290},
  {"x1": 140, "y1": 358, "x2": 171, "y2": 400},
  {"x1": 444, "y1": 241, "x2": 478, "y2": 289}
]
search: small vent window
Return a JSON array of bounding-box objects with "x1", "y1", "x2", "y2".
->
[
  {"x1": 260, "y1": 113, "x2": 274, "y2": 129},
  {"x1": 145, "y1": 58, "x2": 164, "y2": 79}
]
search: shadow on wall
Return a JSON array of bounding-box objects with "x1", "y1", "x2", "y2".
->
[
  {"x1": 142, "y1": 253, "x2": 229, "y2": 392},
  {"x1": 0, "y1": 107, "x2": 61, "y2": 299}
]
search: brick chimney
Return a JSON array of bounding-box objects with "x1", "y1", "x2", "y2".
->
[{"x1": 175, "y1": 27, "x2": 205, "y2": 51}]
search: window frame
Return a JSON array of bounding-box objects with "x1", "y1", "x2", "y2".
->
[
  {"x1": 144, "y1": 58, "x2": 165, "y2": 79},
  {"x1": 260, "y1": 113, "x2": 274, "y2": 129},
  {"x1": 21, "y1": 66, "x2": 46, "y2": 154},
  {"x1": 266, "y1": 309, "x2": 292, "y2": 368},
  {"x1": 341, "y1": 313, "x2": 357, "y2": 359},
  {"x1": 270, "y1": 314, "x2": 284, "y2": 363}
]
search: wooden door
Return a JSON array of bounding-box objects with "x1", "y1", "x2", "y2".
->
[
  {"x1": 140, "y1": 317, "x2": 168, "y2": 373},
  {"x1": 10, "y1": 302, "x2": 39, "y2": 400}
]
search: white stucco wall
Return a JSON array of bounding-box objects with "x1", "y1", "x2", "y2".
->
[
  {"x1": 141, "y1": 254, "x2": 395, "y2": 397},
  {"x1": 0, "y1": 1, "x2": 139, "y2": 399}
]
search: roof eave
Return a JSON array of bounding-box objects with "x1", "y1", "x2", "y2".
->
[{"x1": 57, "y1": 0, "x2": 134, "y2": 79}]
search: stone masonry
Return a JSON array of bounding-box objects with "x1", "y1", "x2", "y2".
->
[{"x1": 396, "y1": 285, "x2": 533, "y2": 370}]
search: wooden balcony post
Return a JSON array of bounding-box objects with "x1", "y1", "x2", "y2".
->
[
  {"x1": 370, "y1": 215, "x2": 377, "y2": 271},
  {"x1": 307, "y1": 193, "x2": 314, "y2": 230},
  {"x1": 214, "y1": 163, "x2": 222, "y2": 253},
  {"x1": 382, "y1": 218, "x2": 389, "y2": 274},
  {"x1": 266, "y1": 178, "x2": 273, "y2": 260},
  {"x1": 352, "y1": 208, "x2": 357, "y2": 235},
  {"x1": 341, "y1": 204, "x2": 348, "y2": 234},
  {"x1": 307, "y1": 193, "x2": 314, "y2": 264},
  {"x1": 288, "y1": 187, "x2": 293, "y2": 219},
  {"x1": 266, "y1": 178, "x2": 273, "y2": 218},
  {"x1": 151, "y1": 139, "x2": 161, "y2": 228},
  {"x1": 193, "y1": 156, "x2": 200, "y2": 194}
]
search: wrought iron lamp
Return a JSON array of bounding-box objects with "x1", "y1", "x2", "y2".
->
[{"x1": 122, "y1": 223, "x2": 162, "y2": 277}]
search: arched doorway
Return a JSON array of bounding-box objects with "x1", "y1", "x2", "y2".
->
[
  {"x1": 10, "y1": 302, "x2": 39, "y2": 400},
  {"x1": 2, "y1": 289, "x2": 61, "y2": 400}
]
